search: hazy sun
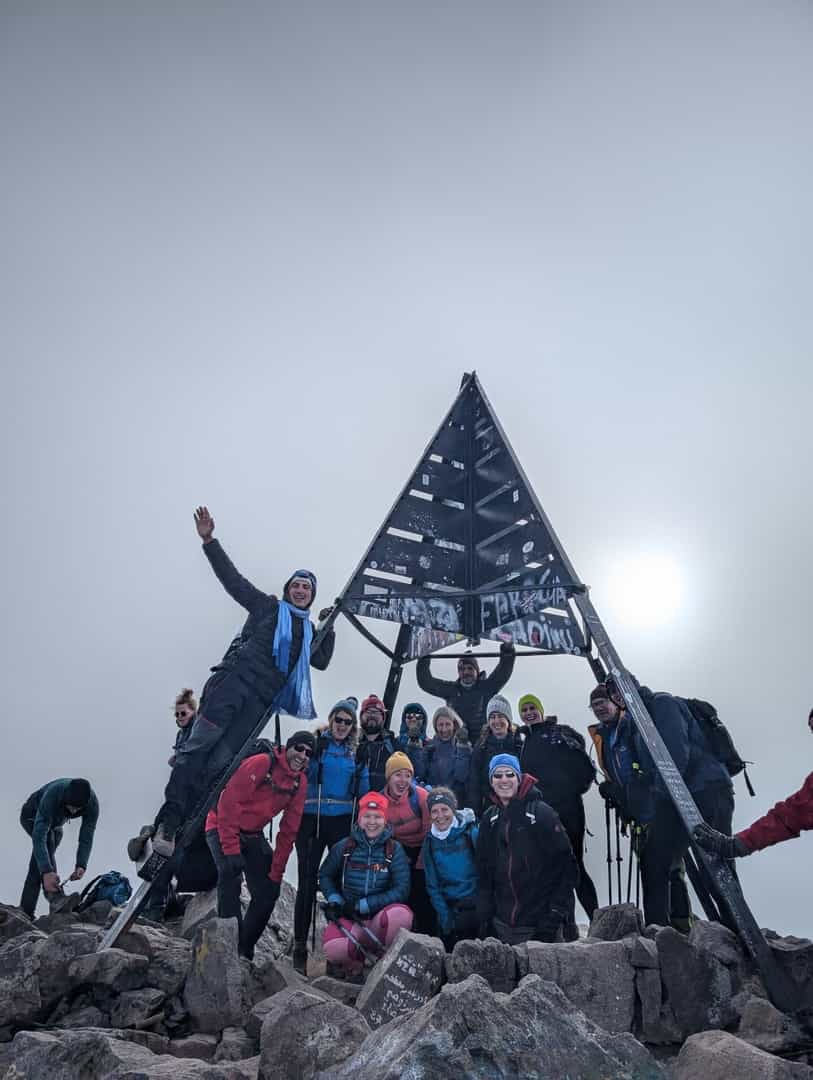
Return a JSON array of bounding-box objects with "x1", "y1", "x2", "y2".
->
[{"x1": 606, "y1": 553, "x2": 684, "y2": 628}]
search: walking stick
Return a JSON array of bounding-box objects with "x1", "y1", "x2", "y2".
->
[
  {"x1": 604, "y1": 799, "x2": 613, "y2": 905},
  {"x1": 635, "y1": 828, "x2": 641, "y2": 910},
  {"x1": 626, "y1": 828, "x2": 634, "y2": 904},
  {"x1": 614, "y1": 810, "x2": 623, "y2": 900},
  {"x1": 309, "y1": 771, "x2": 323, "y2": 953}
]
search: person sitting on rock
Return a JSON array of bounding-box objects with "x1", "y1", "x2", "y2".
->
[
  {"x1": 421, "y1": 706, "x2": 471, "y2": 808},
  {"x1": 204, "y1": 731, "x2": 313, "y2": 960},
  {"x1": 169, "y1": 687, "x2": 197, "y2": 767},
  {"x1": 396, "y1": 702, "x2": 428, "y2": 779},
  {"x1": 476, "y1": 753, "x2": 578, "y2": 946},
  {"x1": 416, "y1": 643, "x2": 515, "y2": 744},
  {"x1": 467, "y1": 695, "x2": 524, "y2": 815},
  {"x1": 382, "y1": 752, "x2": 434, "y2": 933},
  {"x1": 518, "y1": 692, "x2": 598, "y2": 935},
  {"x1": 292, "y1": 699, "x2": 369, "y2": 975},
  {"x1": 19, "y1": 778, "x2": 99, "y2": 918},
  {"x1": 151, "y1": 506, "x2": 336, "y2": 857},
  {"x1": 355, "y1": 695, "x2": 397, "y2": 793},
  {"x1": 694, "y1": 707, "x2": 813, "y2": 861},
  {"x1": 422, "y1": 787, "x2": 479, "y2": 948},
  {"x1": 319, "y1": 791, "x2": 413, "y2": 978}
]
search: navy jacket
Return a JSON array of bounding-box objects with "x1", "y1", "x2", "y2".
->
[
  {"x1": 421, "y1": 738, "x2": 472, "y2": 806},
  {"x1": 416, "y1": 650, "x2": 515, "y2": 744},
  {"x1": 422, "y1": 809, "x2": 479, "y2": 932},
  {"x1": 20, "y1": 780, "x2": 99, "y2": 874},
  {"x1": 202, "y1": 540, "x2": 335, "y2": 704},
  {"x1": 319, "y1": 823, "x2": 411, "y2": 916},
  {"x1": 303, "y1": 734, "x2": 369, "y2": 817}
]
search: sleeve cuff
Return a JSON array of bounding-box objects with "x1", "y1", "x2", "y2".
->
[{"x1": 328, "y1": 893, "x2": 342, "y2": 905}]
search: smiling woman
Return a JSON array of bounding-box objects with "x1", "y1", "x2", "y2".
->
[{"x1": 606, "y1": 553, "x2": 685, "y2": 629}]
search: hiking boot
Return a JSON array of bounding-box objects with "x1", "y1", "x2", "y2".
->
[
  {"x1": 152, "y1": 824, "x2": 176, "y2": 858},
  {"x1": 292, "y1": 942, "x2": 308, "y2": 976},
  {"x1": 127, "y1": 825, "x2": 155, "y2": 863}
]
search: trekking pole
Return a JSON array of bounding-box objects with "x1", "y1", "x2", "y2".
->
[
  {"x1": 356, "y1": 921, "x2": 385, "y2": 953},
  {"x1": 309, "y1": 770, "x2": 323, "y2": 953},
  {"x1": 635, "y1": 828, "x2": 641, "y2": 910},
  {"x1": 604, "y1": 799, "x2": 613, "y2": 905},
  {"x1": 614, "y1": 810, "x2": 623, "y2": 900},
  {"x1": 334, "y1": 919, "x2": 376, "y2": 964},
  {"x1": 626, "y1": 828, "x2": 634, "y2": 904}
]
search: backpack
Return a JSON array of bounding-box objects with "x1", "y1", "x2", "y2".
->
[
  {"x1": 76, "y1": 870, "x2": 133, "y2": 912},
  {"x1": 682, "y1": 698, "x2": 755, "y2": 795}
]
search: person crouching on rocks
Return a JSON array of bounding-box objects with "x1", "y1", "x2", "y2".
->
[
  {"x1": 476, "y1": 753, "x2": 578, "y2": 946},
  {"x1": 204, "y1": 731, "x2": 313, "y2": 960},
  {"x1": 319, "y1": 792, "x2": 412, "y2": 979},
  {"x1": 422, "y1": 787, "x2": 479, "y2": 949}
]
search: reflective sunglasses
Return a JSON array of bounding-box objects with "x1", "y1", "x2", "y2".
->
[
  {"x1": 492, "y1": 769, "x2": 517, "y2": 780},
  {"x1": 293, "y1": 743, "x2": 315, "y2": 757}
]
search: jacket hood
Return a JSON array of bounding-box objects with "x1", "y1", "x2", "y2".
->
[{"x1": 398, "y1": 706, "x2": 428, "y2": 740}]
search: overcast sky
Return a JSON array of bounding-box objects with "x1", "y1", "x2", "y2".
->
[{"x1": 2, "y1": 3, "x2": 812, "y2": 935}]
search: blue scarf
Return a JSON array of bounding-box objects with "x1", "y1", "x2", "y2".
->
[{"x1": 272, "y1": 600, "x2": 316, "y2": 719}]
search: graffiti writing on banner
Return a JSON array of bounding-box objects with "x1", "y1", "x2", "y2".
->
[{"x1": 355, "y1": 594, "x2": 463, "y2": 634}]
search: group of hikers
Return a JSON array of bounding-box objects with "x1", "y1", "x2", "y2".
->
[{"x1": 18, "y1": 508, "x2": 813, "y2": 981}]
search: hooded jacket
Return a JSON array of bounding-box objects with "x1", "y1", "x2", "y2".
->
[
  {"x1": 738, "y1": 771, "x2": 813, "y2": 853},
  {"x1": 205, "y1": 749, "x2": 306, "y2": 882},
  {"x1": 20, "y1": 780, "x2": 100, "y2": 874},
  {"x1": 416, "y1": 649, "x2": 515, "y2": 744},
  {"x1": 468, "y1": 728, "x2": 524, "y2": 814},
  {"x1": 319, "y1": 823, "x2": 411, "y2": 916},
  {"x1": 476, "y1": 774, "x2": 578, "y2": 936},
  {"x1": 422, "y1": 808, "x2": 478, "y2": 931},
  {"x1": 202, "y1": 540, "x2": 335, "y2": 705},
  {"x1": 303, "y1": 733, "x2": 369, "y2": 818},
  {"x1": 396, "y1": 708, "x2": 428, "y2": 779},
  {"x1": 519, "y1": 719, "x2": 595, "y2": 824}
]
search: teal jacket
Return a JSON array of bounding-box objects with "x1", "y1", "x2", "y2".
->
[
  {"x1": 422, "y1": 809, "x2": 478, "y2": 932},
  {"x1": 21, "y1": 779, "x2": 99, "y2": 873}
]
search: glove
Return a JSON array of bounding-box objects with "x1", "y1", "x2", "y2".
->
[
  {"x1": 321, "y1": 901, "x2": 341, "y2": 923},
  {"x1": 500, "y1": 640, "x2": 515, "y2": 655},
  {"x1": 693, "y1": 823, "x2": 750, "y2": 859},
  {"x1": 223, "y1": 853, "x2": 245, "y2": 877},
  {"x1": 341, "y1": 899, "x2": 357, "y2": 919},
  {"x1": 598, "y1": 780, "x2": 619, "y2": 806}
]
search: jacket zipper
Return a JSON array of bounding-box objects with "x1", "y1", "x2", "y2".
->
[{"x1": 506, "y1": 818, "x2": 520, "y2": 926}]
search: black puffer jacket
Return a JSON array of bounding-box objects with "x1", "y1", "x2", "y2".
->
[
  {"x1": 467, "y1": 729, "x2": 524, "y2": 814},
  {"x1": 519, "y1": 719, "x2": 595, "y2": 832},
  {"x1": 416, "y1": 649, "x2": 515, "y2": 744},
  {"x1": 476, "y1": 774, "x2": 578, "y2": 938},
  {"x1": 202, "y1": 540, "x2": 335, "y2": 701}
]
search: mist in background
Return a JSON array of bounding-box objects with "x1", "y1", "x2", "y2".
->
[{"x1": 2, "y1": 3, "x2": 811, "y2": 934}]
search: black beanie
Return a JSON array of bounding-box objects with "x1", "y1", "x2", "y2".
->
[
  {"x1": 286, "y1": 730, "x2": 316, "y2": 752},
  {"x1": 64, "y1": 778, "x2": 91, "y2": 808}
]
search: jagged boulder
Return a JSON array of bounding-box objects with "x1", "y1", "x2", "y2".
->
[
  {"x1": 320, "y1": 973, "x2": 663, "y2": 1080},
  {"x1": 67, "y1": 947, "x2": 149, "y2": 992},
  {"x1": 168, "y1": 1032, "x2": 219, "y2": 1060},
  {"x1": 183, "y1": 918, "x2": 250, "y2": 1034},
  {"x1": 0, "y1": 926, "x2": 104, "y2": 1029},
  {"x1": 656, "y1": 926, "x2": 740, "y2": 1036},
  {"x1": 5, "y1": 1028, "x2": 260, "y2": 1078},
  {"x1": 673, "y1": 1029, "x2": 813, "y2": 1079},
  {"x1": 310, "y1": 974, "x2": 360, "y2": 1006},
  {"x1": 110, "y1": 987, "x2": 167, "y2": 1029},
  {"x1": 181, "y1": 890, "x2": 219, "y2": 941},
  {"x1": 355, "y1": 929, "x2": 446, "y2": 1029},
  {"x1": 735, "y1": 993, "x2": 811, "y2": 1055},
  {"x1": 257, "y1": 986, "x2": 370, "y2": 1078},
  {"x1": 0, "y1": 904, "x2": 35, "y2": 945},
  {"x1": 214, "y1": 1025, "x2": 258, "y2": 1061},
  {"x1": 445, "y1": 936, "x2": 517, "y2": 992},
  {"x1": 768, "y1": 934, "x2": 813, "y2": 1013},
  {"x1": 118, "y1": 923, "x2": 193, "y2": 996},
  {"x1": 589, "y1": 903, "x2": 645, "y2": 941},
  {"x1": 525, "y1": 939, "x2": 636, "y2": 1034}
]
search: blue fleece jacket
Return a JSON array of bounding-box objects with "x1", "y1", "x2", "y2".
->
[
  {"x1": 303, "y1": 734, "x2": 369, "y2": 817},
  {"x1": 422, "y1": 809, "x2": 479, "y2": 932}
]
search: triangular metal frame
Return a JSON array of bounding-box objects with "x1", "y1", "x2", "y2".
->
[{"x1": 330, "y1": 371, "x2": 795, "y2": 1012}]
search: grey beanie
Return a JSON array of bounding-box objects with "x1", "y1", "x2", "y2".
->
[{"x1": 486, "y1": 694, "x2": 513, "y2": 725}]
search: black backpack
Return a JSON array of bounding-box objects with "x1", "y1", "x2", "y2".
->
[{"x1": 682, "y1": 698, "x2": 755, "y2": 795}]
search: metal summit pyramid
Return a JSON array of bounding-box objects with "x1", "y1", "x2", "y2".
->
[{"x1": 338, "y1": 371, "x2": 590, "y2": 665}]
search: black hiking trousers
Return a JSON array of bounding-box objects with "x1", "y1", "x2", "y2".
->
[
  {"x1": 205, "y1": 829, "x2": 279, "y2": 960},
  {"x1": 640, "y1": 782, "x2": 734, "y2": 928},
  {"x1": 293, "y1": 813, "x2": 352, "y2": 947},
  {"x1": 19, "y1": 803, "x2": 62, "y2": 919}
]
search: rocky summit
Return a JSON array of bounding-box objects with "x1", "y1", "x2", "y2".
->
[{"x1": 0, "y1": 894, "x2": 812, "y2": 1079}]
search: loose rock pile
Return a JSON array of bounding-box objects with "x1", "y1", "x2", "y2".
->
[{"x1": 0, "y1": 895, "x2": 811, "y2": 1079}]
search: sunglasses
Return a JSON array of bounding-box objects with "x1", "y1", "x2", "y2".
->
[
  {"x1": 175, "y1": 710, "x2": 192, "y2": 719},
  {"x1": 492, "y1": 770, "x2": 517, "y2": 780},
  {"x1": 293, "y1": 743, "x2": 314, "y2": 757},
  {"x1": 332, "y1": 716, "x2": 353, "y2": 727}
]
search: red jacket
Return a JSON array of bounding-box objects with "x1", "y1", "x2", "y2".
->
[
  {"x1": 205, "y1": 749, "x2": 306, "y2": 882},
  {"x1": 738, "y1": 771, "x2": 813, "y2": 853},
  {"x1": 385, "y1": 782, "x2": 430, "y2": 863}
]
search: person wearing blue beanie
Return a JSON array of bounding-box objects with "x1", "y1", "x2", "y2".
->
[{"x1": 488, "y1": 753, "x2": 521, "y2": 781}]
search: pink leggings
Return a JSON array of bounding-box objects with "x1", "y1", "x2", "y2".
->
[{"x1": 322, "y1": 903, "x2": 413, "y2": 971}]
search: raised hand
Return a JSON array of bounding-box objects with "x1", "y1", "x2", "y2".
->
[{"x1": 194, "y1": 506, "x2": 215, "y2": 543}]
